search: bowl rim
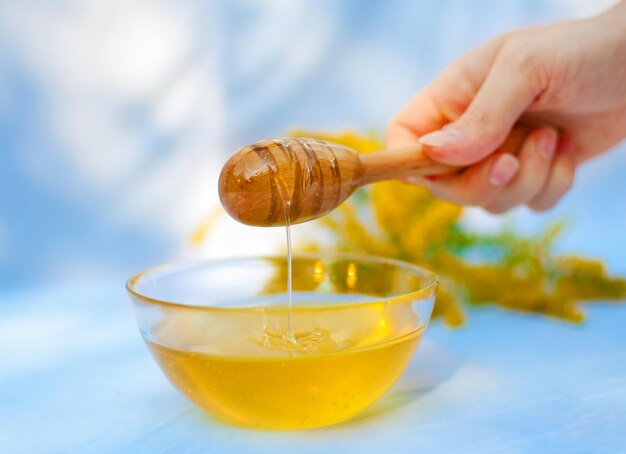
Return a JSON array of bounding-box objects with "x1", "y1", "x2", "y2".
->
[{"x1": 126, "y1": 252, "x2": 439, "y2": 311}]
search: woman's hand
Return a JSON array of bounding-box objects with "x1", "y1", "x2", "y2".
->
[{"x1": 386, "y1": 1, "x2": 626, "y2": 212}]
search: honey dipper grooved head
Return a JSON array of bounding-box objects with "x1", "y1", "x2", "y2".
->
[{"x1": 218, "y1": 138, "x2": 363, "y2": 227}]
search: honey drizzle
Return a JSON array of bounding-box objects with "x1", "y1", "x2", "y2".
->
[
  {"x1": 267, "y1": 139, "x2": 299, "y2": 343},
  {"x1": 284, "y1": 199, "x2": 295, "y2": 343},
  {"x1": 247, "y1": 138, "x2": 336, "y2": 346}
]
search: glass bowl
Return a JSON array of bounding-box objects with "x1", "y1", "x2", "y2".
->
[{"x1": 127, "y1": 254, "x2": 438, "y2": 429}]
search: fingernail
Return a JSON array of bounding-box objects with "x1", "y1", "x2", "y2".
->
[
  {"x1": 538, "y1": 128, "x2": 557, "y2": 158},
  {"x1": 419, "y1": 128, "x2": 462, "y2": 148},
  {"x1": 489, "y1": 154, "x2": 519, "y2": 186}
]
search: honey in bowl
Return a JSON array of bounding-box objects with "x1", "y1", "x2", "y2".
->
[{"x1": 128, "y1": 255, "x2": 437, "y2": 429}]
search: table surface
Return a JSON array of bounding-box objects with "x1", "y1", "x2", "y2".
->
[{"x1": 2, "y1": 280, "x2": 625, "y2": 454}]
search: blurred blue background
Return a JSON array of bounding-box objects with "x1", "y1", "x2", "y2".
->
[
  {"x1": 0, "y1": 0, "x2": 624, "y2": 291},
  {"x1": 2, "y1": 2, "x2": 626, "y2": 452}
]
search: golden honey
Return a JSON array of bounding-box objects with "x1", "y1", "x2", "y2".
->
[{"x1": 145, "y1": 302, "x2": 423, "y2": 429}]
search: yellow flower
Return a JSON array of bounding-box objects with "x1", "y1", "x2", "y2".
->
[
  {"x1": 288, "y1": 129, "x2": 626, "y2": 326},
  {"x1": 195, "y1": 128, "x2": 625, "y2": 327}
]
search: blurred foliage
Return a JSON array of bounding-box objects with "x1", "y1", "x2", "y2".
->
[{"x1": 288, "y1": 129, "x2": 626, "y2": 327}]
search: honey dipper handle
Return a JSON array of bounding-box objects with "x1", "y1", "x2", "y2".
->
[
  {"x1": 359, "y1": 143, "x2": 456, "y2": 184},
  {"x1": 358, "y1": 125, "x2": 531, "y2": 185}
]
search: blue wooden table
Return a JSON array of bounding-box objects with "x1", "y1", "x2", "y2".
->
[{"x1": 2, "y1": 279, "x2": 624, "y2": 453}]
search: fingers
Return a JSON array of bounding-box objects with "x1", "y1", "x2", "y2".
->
[
  {"x1": 484, "y1": 127, "x2": 558, "y2": 213},
  {"x1": 386, "y1": 36, "x2": 507, "y2": 149},
  {"x1": 406, "y1": 152, "x2": 519, "y2": 207},
  {"x1": 419, "y1": 42, "x2": 547, "y2": 166},
  {"x1": 387, "y1": 30, "x2": 573, "y2": 212},
  {"x1": 527, "y1": 146, "x2": 576, "y2": 211},
  {"x1": 406, "y1": 127, "x2": 575, "y2": 213}
]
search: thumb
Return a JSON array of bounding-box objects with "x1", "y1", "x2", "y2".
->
[{"x1": 419, "y1": 55, "x2": 540, "y2": 166}]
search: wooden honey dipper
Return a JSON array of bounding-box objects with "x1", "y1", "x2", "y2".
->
[{"x1": 219, "y1": 126, "x2": 530, "y2": 226}]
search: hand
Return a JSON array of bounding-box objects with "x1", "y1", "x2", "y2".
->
[{"x1": 386, "y1": 1, "x2": 626, "y2": 213}]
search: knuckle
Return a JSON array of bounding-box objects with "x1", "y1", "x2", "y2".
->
[
  {"x1": 461, "y1": 105, "x2": 505, "y2": 149},
  {"x1": 500, "y1": 38, "x2": 539, "y2": 70},
  {"x1": 464, "y1": 104, "x2": 492, "y2": 130},
  {"x1": 498, "y1": 39, "x2": 549, "y2": 94}
]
